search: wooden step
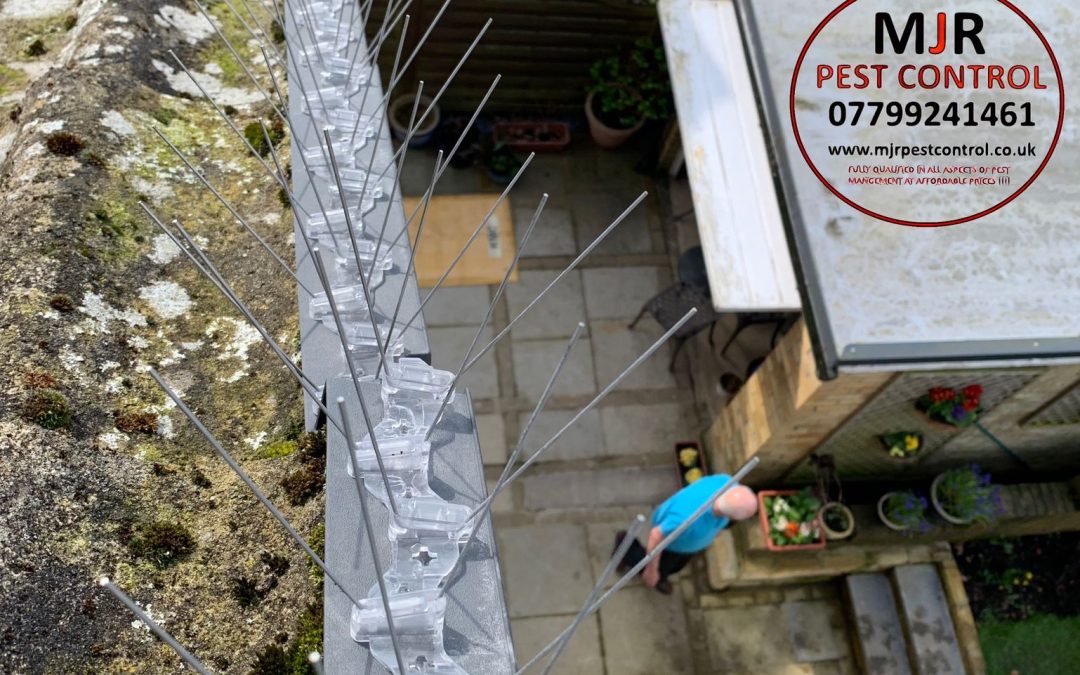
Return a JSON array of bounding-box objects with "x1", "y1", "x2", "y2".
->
[
  {"x1": 892, "y1": 564, "x2": 967, "y2": 675},
  {"x1": 843, "y1": 573, "x2": 914, "y2": 675}
]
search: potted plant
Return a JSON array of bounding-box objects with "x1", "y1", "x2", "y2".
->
[
  {"x1": 674, "y1": 440, "x2": 708, "y2": 486},
  {"x1": 485, "y1": 143, "x2": 524, "y2": 184},
  {"x1": 758, "y1": 488, "x2": 826, "y2": 551},
  {"x1": 879, "y1": 431, "x2": 923, "y2": 461},
  {"x1": 585, "y1": 37, "x2": 672, "y2": 149},
  {"x1": 931, "y1": 464, "x2": 1003, "y2": 525},
  {"x1": 389, "y1": 93, "x2": 440, "y2": 147},
  {"x1": 917, "y1": 384, "x2": 983, "y2": 428},
  {"x1": 877, "y1": 490, "x2": 932, "y2": 534},
  {"x1": 818, "y1": 501, "x2": 855, "y2": 541}
]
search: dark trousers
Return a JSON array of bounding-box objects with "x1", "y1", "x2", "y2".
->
[{"x1": 620, "y1": 537, "x2": 695, "y2": 581}]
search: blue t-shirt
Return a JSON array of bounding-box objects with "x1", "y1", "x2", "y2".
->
[{"x1": 652, "y1": 474, "x2": 734, "y2": 554}]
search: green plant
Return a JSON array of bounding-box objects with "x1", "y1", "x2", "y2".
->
[
  {"x1": 22, "y1": 389, "x2": 72, "y2": 430},
  {"x1": 152, "y1": 107, "x2": 179, "y2": 126},
  {"x1": 486, "y1": 143, "x2": 524, "y2": 177},
  {"x1": 244, "y1": 119, "x2": 285, "y2": 157},
  {"x1": 764, "y1": 488, "x2": 822, "y2": 546},
  {"x1": 26, "y1": 39, "x2": 47, "y2": 57},
  {"x1": 128, "y1": 521, "x2": 195, "y2": 567},
  {"x1": 918, "y1": 384, "x2": 983, "y2": 427},
  {"x1": 588, "y1": 37, "x2": 673, "y2": 129},
  {"x1": 881, "y1": 490, "x2": 931, "y2": 533},
  {"x1": 935, "y1": 464, "x2": 1003, "y2": 524}
]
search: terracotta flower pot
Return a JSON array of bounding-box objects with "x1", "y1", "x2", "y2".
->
[
  {"x1": 585, "y1": 90, "x2": 644, "y2": 150},
  {"x1": 757, "y1": 490, "x2": 827, "y2": 552}
]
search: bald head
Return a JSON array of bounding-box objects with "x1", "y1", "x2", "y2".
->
[{"x1": 714, "y1": 485, "x2": 758, "y2": 521}]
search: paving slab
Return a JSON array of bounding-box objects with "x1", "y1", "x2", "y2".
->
[
  {"x1": 584, "y1": 521, "x2": 660, "y2": 589},
  {"x1": 844, "y1": 573, "x2": 913, "y2": 675},
  {"x1": 600, "y1": 403, "x2": 686, "y2": 457},
  {"x1": 784, "y1": 600, "x2": 851, "y2": 663},
  {"x1": 515, "y1": 204, "x2": 576, "y2": 257},
  {"x1": 427, "y1": 325, "x2": 499, "y2": 399},
  {"x1": 497, "y1": 524, "x2": 595, "y2": 618},
  {"x1": 512, "y1": 337, "x2": 596, "y2": 402},
  {"x1": 510, "y1": 614, "x2": 603, "y2": 675},
  {"x1": 512, "y1": 153, "x2": 570, "y2": 204},
  {"x1": 599, "y1": 586, "x2": 693, "y2": 675},
  {"x1": 522, "y1": 467, "x2": 678, "y2": 511},
  {"x1": 517, "y1": 408, "x2": 605, "y2": 462},
  {"x1": 703, "y1": 605, "x2": 794, "y2": 672},
  {"x1": 892, "y1": 564, "x2": 965, "y2": 675},
  {"x1": 590, "y1": 319, "x2": 678, "y2": 391},
  {"x1": 418, "y1": 285, "x2": 493, "y2": 327},
  {"x1": 399, "y1": 150, "x2": 484, "y2": 196},
  {"x1": 572, "y1": 192, "x2": 653, "y2": 255},
  {"x1": 475, "y1": 412, "x2": 507, "y2": 465},
  {"x1": 505, "y1": 269, "x2": 587, "y2": 340},
  {"x1": 582, "y1": 267, "x2": 663, "y2": 320}
]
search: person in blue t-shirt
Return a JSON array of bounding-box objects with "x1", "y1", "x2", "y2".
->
[{"x1": 615, "y1": 474, "x2": 757, "y2": 594}]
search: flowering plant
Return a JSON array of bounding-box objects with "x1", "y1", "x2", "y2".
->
[
  {"x1": 881, "y1": 490, "x2": 932, "y2": 534},
  {"x1": 764, "y1": 488, "x2": 822, "y2": 546},
  {"x1": 933, "y1": 464, "x2": 1004, "y2": 525},
  {"x1": 918, "y1": 384, "x2": 983, "y2": 427},
  {"x1": 880, "y1": 431, "x2": 923, "y2": 459}
]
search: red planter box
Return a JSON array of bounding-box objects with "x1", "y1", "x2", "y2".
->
[
  {"x1": 494, "y1": 122, "x2": 571, "y2": 153},
  {"x1": 757, "y1": 490, "x2": 827, "y2": 552}
]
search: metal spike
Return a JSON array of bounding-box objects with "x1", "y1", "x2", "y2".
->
[
  {"x1": 137, "y1": 203, "x2": 323, "y2": 410},
  {"x1": 166, "y1": 51, "x2": 306, "y2": 217},
  {"x1": 335, "y1": 398, "x2": 409, "y2": 675},
  {"x1": 148, "y1": 368, "x2": 365, "y2": 609},
  {"x1": 367, "y1": 76, "x2": 423, "y2": 268},
  {"x1": 424, "y1": 194, "x2": 548, "y2": 439},
  {"x1": 152, "y1": 126, "x2": 315, "y2": 297},
  {"x1": 444, "y1": 323, "x2": 585, "y2": 590},
  {"x1": 378, "y1": 146, "x2": 442, "y2": 374},
  {"x1": 370, "y1": 74, "x2": 501, "y2": 259},
  {"x1": 516, "y1": 457, "x2": 761, "y2": 673},
  {"x1": 458, "y1": 192, "x2": 650, "y2": 375},
  {"x1": 194, "y1": 2, "x2": 288, "y2": 124},
  {"x1": 308, "y1": 246, "x2": 400, "y2": 515},
  {"x1": 538, "y1": 515, "x2": 647, "y2": 675},
  {"x1": 395, "y1": 153, "x2": 536, "y2": 339},
  {"x1": 322, "y1": 128, "x2": 390, "y2": 377},
  {"x1": 370, "y1": 18, "x2": 494, "y2": 185},
  {"x1": 98, "y1": 578, "x2": 212, "y2": 675},
  {"x1": 470, "y1": 309, "x2": 699, "y2": 519}
]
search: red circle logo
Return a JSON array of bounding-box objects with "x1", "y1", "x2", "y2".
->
[{"x1": 789, "y1": 0, "x2": 1064, "y2": 227}]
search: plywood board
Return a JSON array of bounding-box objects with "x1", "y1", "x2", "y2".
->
[
  {"x1": 658, "y1": 0, "x2": 801, "y2": 312},
  {"x1": 405, "y1": 194, "x2": 517, "y2": 288}
]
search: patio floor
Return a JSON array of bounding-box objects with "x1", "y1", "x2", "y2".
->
[{"x1": 399, "y1": 137, "x2": 859, "y2": 674}]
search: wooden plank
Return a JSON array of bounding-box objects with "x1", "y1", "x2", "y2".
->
[
  {"x1": 658, "y1": 0, "x2": 799, "y2": 311},
  {"x1": 405, "y1": 194, "x2": 518, "y2": 287}
]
